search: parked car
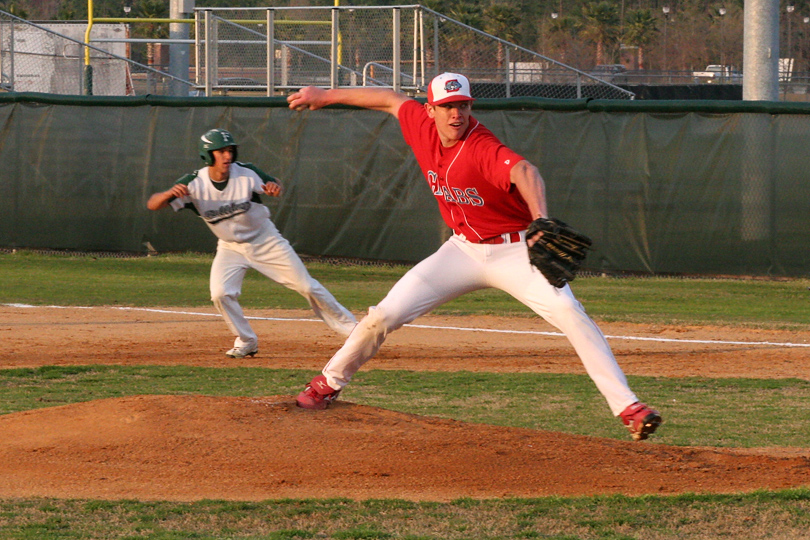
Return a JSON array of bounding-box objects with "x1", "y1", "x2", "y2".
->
[
  {"x1": 588, "y1": 64, "x2": 628, "y2": 82},
  {"x1": 693, "y1": 65, "x2": 742, "y2": 83},
  {"x1": 211, "y1": 77, "x2": 264, "y2": 96}
]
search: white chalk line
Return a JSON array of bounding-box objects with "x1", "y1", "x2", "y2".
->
[{"x1": 4, "y1": 303, "x2": 809, "y2": 348}]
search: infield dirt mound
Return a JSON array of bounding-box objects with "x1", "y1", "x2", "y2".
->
[{"x1": 1, "y1": 394, "x2": 809, "y2": 502}]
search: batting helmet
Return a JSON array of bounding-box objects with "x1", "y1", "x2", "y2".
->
[{"x1": 198, "y1": 128, "x2": 238, "y2": 166}]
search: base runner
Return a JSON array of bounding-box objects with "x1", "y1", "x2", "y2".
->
[{"x1": 147, "y1": 128, "x2": 356, "y2": 358}]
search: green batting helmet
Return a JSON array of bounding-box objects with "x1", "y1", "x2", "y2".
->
[{"x1": 198, "y1": 128, "x2": 238, "y2": 166}]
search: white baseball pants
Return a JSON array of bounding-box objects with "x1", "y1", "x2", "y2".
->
[
  {"x1": 322, "y1": 235, "x2": 638, "y2": 416},
  {"x1": 210, "y1": 225, "x2": 357, "y2": 350}
]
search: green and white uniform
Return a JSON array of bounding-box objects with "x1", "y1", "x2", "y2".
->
[{"x1": 169, "y1": 162, "x2": 357, "y2": 351}]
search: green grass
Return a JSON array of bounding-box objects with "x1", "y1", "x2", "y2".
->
[
  {"x1": 1, "y1": 250, "x2": 809, "y2": 329},
  {"x1": 577, "y1": 277, "x2": 810, "y2": 329},
  {"x1": 1, "y1": 250, "x2": 809, "y2": 539},
  {"x1": 0, "y1": 251, "x2": 405, "y2": 310},
  {"x1": 0, "y1": 491, "x2": 809, "y2": 539}
]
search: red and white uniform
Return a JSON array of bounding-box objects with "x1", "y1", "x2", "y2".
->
[
  {"x1": 400, "y1": 99, "x2": 530, "y2": 240},
  {"x1": 322, "y1": 100, "x2": 639, "y2": 416}
]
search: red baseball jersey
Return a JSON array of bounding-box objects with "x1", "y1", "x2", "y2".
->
[{"x1": 398, "y1": 99, "x2": 532, "y2": 241}]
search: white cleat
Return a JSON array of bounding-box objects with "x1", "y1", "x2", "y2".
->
[{"x1": 225, "y1": 345, "x2": 258, "y2": 358}]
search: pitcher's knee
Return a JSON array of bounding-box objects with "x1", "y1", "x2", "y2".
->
[
  {"x1": 548, "y1": 292, "x2": 586, "y2": 316},
  {"x1": 289, "y1": 279, "x2": 316, "y2": 299},
  {"x1": 359, "y1": 306, "x2": 394, "y2": 337},
  {"x1": 211, "y1": 290, "x2": 240, "y2": 305}
]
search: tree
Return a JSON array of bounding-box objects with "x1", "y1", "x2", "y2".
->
[
  {"x1": 622, "y1": 9, "x2": 657, "y2": 69},
  {"x1": 136, "y1": 0, "x2": 169, "y2": 76},
  {"x1": 0, "y1": 0, "x2": 748, "y2": 75},
  {"x1": 444, "y1": 2, "x2": 484, "y2": 69},
  {"x1": 447, "y1": 2, "x2": 483, "y2": 30},
  {"x1": 548, "y1": 15, "x2": 580, "y2": 64},
  {"x1": 48, "y1": 0, "x2": 135, "y2": 20},
  {"x1": 579, "y1": 1, "x2": 620, "y2": 66},
  {"x1": 483, "y1": 2, "x2": 521, "y2": 74},
  {"x1": 0, "y1": 0, "x2": 28, "y2": 18},
  {"x1": 56, "y1": 2, "x2": 76, "y2": 20},
  {"x1": 420, "y1": 0, "x2": 453, "y2": 13},
  {"x1": 515, "y1": 0, "x2": 540, "y2": 52}
]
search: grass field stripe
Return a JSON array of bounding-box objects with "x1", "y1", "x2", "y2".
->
[{"x1": 5, "y1": 304, "x2": 809, "y2": 348}]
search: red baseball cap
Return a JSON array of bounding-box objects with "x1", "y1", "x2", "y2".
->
[{"x1": 427, "y1": 72, "x2": 475, "y2": 105}]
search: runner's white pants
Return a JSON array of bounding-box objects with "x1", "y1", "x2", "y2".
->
[
  {"x1": 210, "y1": 225, "x2": 356, "y2": 350},
  {"x1": 322, "y1": 235, "x2": 638, "y2": 416}
]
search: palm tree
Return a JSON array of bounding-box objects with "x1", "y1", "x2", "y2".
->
[
  {"x1": 445, "y1": 3, "x2": 484, "y2": 70},
  {"x1": 622, "y1": 9, "x2": 657, "y2": 69},
  {"x1": 0, "y1": 1, "x2": 28, "y2": 18},
  {"x1": 447, "y1": 3, "x2": 483, "y2": 32},
  {"x1": 548, "y1": 16, "x2": 579, "y2": 64},
  {"x1": 133, "y1": 0, "x2": 169, "y2": 93},
  {"x1": 137, "y1": 0, "x2": 169, "y2": 68},
  {"x1": 420, "y1": 0, "x2": 451, "y2": 13},
  {"x1": 483, "y1": 2, "x2": 521, "y2": 75},
  {"x1": 579, "y1": 1, "x2": 620, "y2": 66}
]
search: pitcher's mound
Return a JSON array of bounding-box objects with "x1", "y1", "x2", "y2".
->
[{"x1": 1, "y1": 395, "x2": 808, "y2": 501}]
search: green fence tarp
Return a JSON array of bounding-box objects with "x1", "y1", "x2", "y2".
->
[{"x1": 0, "y1": 93, "x2": 808, "y2": 277}]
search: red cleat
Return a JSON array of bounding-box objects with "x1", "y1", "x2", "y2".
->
[
  {"x1": 620, "y1": 402, "x2": 662, "y2": 441},
  {"x1": 296, "y1": 375, "x2": 341, "y2": 410}
]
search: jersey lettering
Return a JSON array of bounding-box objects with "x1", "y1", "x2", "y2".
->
[
  {"x1": 466, "y1": 188, "x2": 485, "y2": 206},
  {"x1": 427, "y1": 170, "x2": 442, "y2": 196},
  {"x1": 436, "y1": 186, "x2": 486, "y2": 207},
  {"x1": 451, "y1": 188, "x2": 469, "y2": 204},
  {"x1": 427, "y1": 171, "x2": 484, "y2": 208},
  {"x1": 203, "y1": 201, "x2": 251, "y2": 224}
]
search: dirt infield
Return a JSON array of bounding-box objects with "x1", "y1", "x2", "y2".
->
[{"x1": 1, "y1": 305, "x2": 809, "y2": 501}]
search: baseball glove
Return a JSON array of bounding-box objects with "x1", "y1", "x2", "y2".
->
[{"x1": 526, "y1": 217, "x2": 592, "y2": 288}]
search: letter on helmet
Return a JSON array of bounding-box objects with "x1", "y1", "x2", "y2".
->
[{"x1": 198, "y1": 128, "x2": 239, "y2": 165}]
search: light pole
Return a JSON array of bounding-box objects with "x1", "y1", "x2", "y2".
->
[
  {"x1": 804, "y1": 16, "x2": 810, "y2": 73},
  {"x1": 550, "y1": 12, "x2": 559, "y2": 62},
  {"x1": 662, "y1": 6, "x2": 670, "y2": 73},
  {"x1": 805, "y1": 16, "x2": 810, "y2": 71},
  {"x1": 718, "y1": 8, "x2": 727, "y2": 69},
  {"x1": 787, "y1": 5, "x2": 795, "y2": 70},
  {"x1": 123, "y1": 1, "x2": 132, "y2": 63}
]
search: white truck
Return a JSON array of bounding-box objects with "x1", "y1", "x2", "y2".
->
[{"x1": 693, "y1": 65, "x2": 741, "y2": 83}]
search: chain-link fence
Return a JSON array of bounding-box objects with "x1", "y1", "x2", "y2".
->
[
  {"x1": 1, "y1": 6, "x2": 632, "y2": 99},
  {"x1": 195, "y1": 5, "x2": 635, "y2": 100},
  {"x1": 0, "y1": 9, "x2": 193, "y2": 96}
]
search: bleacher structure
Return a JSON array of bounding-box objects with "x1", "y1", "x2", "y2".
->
[
  {"x1": 0, "y1": 13, "x2": 192, "y2": 96},
  {"x1": 0, "y1": 5, "x2": 634, "y2": 100}
]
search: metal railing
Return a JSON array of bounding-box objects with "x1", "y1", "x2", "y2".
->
[
  {"x1": 193, "y1": 5, "x2": 636, "y2": 100},
  {"x1": 0, "y1": 9, "x2": 193, "y2": 96},
  {"x1": 2, "y1": 5, "x2": 635, "y2": 99},
  {"x1": 362, "y1": 61, "x2": 417, "y2": 87}
]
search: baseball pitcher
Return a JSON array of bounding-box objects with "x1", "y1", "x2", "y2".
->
[{"x1": 287, "y1": 74, "x2": 662, "y2": 441}]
